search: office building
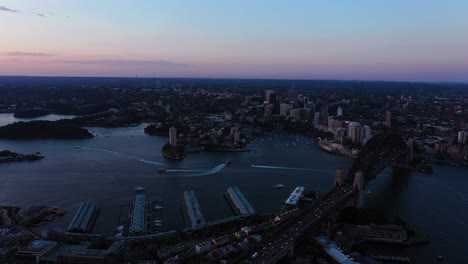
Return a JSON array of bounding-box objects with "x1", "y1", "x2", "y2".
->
[
  {"x1": 458, "y1": 131, "x2": 468, "y2": 144},
  {"x1": 264, "y1": 90, "x2": 274, "y2": 103},
  {"x1": 313, "y1": 112, "x2": 320, "y2": 127},
  {"x1": 169, "y1": 127, "x2": 177, "y2": 146},
  {"x1": 363, "y1": 125, "x2": 372, "y2": 142},
  {"x1": 280, "y1": 103, "x2": 292, "y2": 116},
  {"x1": 336, "y1": 106, "x2": 343, "y2": 117},
  {"x1": 385, "y1": 111, "x2": 391, "y2": 127}
]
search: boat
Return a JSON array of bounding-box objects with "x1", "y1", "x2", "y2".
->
[
  {"x1": 224, "y1": 160, "x2": 232, "y2": 166},
  {"x1": 273, "y1": 184, "x2": 285, "y2": 189},
  {"x1": 154, "y1": 220, "x2": 162, "y2": 223},
  {"x1": 134, "y1": 186, "x2": 146, "y2": 192},
  {"x1": 116, "y1": 225, "x2": 124, "y2": 232},
  {"x1": 74, "y1": 146, "x2": 81, "y2": 149},
  {"x1": 154, "y1": 205, "x2": 163, "y2": 210},
  {"x1": 158, "y1": 167, "x2": 166, "y2": 173}
]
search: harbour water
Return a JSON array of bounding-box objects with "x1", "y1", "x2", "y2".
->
[
  {"x1": 0, "y1": 117, "x2": 466, "y2": 262},
  {"x1": 0, "y1": 113, "x2": 75, "y2": 127}
]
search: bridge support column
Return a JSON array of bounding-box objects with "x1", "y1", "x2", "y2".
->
[
  {"x1": 334, "y1": 168, "x2": 343, "y2": 187},
  {"x1": 353, "y1": 171, "x2": 364, "y2": 208}
]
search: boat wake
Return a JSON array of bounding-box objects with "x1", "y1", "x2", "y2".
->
[
  {"x1": 172, "y1": 163, "x2": 227, "y2": 177},
  {"x1": 251, "y1": 165, "x2": 331, "y2": 172},
  {"x1": 166, "y1": 169, "x2": 206, "y2": 173},
  {"x1": 77, "y1": 146, "x2": 167, "y2": 166},
  {"x1": 75, "y1": 146, "x2": 226, "y2": 176},
  {"x1": 139, "y1": 159, "x2": 167, "y2": 167}
]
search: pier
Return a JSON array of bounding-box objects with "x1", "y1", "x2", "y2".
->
[
  {"x1": 67, "y1": 201, "x2": 99, "y2": 233},
  {"x1": 180, "y1": 191, "x2": 206, "y2": 229},
  {"x1": 225, "y1": 187, "x2": 256, "y2": 215},
  {"x1": 129, "y1": 194, "x2": 149, "y2": 236}
]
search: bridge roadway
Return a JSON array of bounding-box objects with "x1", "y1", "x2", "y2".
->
[
  {"x1": 243, "y1": 133, "x2": 408, "y2": 264},
  {"x1": 244, "y1": 184, "x2": 356, "y2": 264}
]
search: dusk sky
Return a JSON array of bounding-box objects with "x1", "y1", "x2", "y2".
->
[{"x1": 1, "y1": 0, "x2": 468, "y2": 82}]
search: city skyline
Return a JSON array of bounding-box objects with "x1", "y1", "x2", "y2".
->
[{"x1": 1, "y1": 0, "x2": 468, "y2": 82}]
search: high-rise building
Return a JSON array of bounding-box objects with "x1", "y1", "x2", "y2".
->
[
  {"x1": 458, "y1": 131, "x2": 468, "y2": 144},
  {"x1": 406, "y1": 139, "x2": 414, "y2": 164},
  {"x1": 320, "y1": 107, "x2": 329, "y2": 126},
  {"x1": 363, "y1": 125, "x2": 372, "y2": 142},
  {"x1": 269, "y1": 93, "x2": 277, "y2": 105},
  {"x1": 280, "y1": 103, "x2": 292, "y2": 116},
  {"x1": 264, "y1": 105, "x2": 272, "y2": 116},
  {"x1": 169, "y1": 127, "x2": 177, "y2": 146},
  {"x1": 385, "y1": 111, "x2": 392, "y2": 127},
  {"x1": 347, "y1": 122, "x2": 361, "y2": 143},
  {"x1": 231, "y1": 127, "x2": 241, "y2": 142},
  {"x1": 289, "y1": 108, "x2": 302, "y2": 119},
  {"x1": 337, "y1": 106, "x2": 343, "y2": 117},
  {"x1": 313, "y1": 112, "x2": 320, "y2": 127},
  {"x1": 356, "y1": 125, "x2": 365, "y2": 143},
  {"x1": 265, "y1": 90, "x2": 274, "y2": 103}
]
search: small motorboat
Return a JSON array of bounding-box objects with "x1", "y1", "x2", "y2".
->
[
  {"x1": 134, "y1": 186, "x2": 146, "y2": 192},
  {"x1": 116, "y1": 225, "x2": 124, "y2": 232},
  {"x1": 154, "y1": 205, "x2": 163, "y2": 210},
  {"x1": 158, "y1": 167, "x2": 166, "y2": 173},
  {"x1": 74, "y1": 146, "x2": 81, "y2": 149},
  {"x1": 224, "y1": 160, "x2": 232, "y2": 166},
  {"x1": 273, "y1": 184, "x2": 285, "y2": 189}
]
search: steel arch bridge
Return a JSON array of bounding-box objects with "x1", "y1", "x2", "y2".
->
[{"x1": 345, "y1": 133, "x2": 408, "y2": 185}]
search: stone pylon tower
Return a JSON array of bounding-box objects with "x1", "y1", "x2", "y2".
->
[
  {"x1": 353, "y1": 170, "x2": 364, "y2": 208},
  {"x1": 334, "y1": 168, "x2": 344, "y2": 187}
]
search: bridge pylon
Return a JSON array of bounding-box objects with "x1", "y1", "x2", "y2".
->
[
  {"x1": 353, "y1": 170, "x2": 364, "y2": 208},
  {"x1": 334, "y1": 167, "x2": 344, "y2": 187}
]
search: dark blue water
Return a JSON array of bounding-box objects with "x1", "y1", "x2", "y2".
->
[{"x1": 0, "y1": 117, "x2": 466, "y2": 263}]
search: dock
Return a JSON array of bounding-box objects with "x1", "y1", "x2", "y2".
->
[
  {"x1": 67, "y1": 201, "x2": 99, "y2": 233},
  {"x1": 129, "y1": 194, "x2": 149, "y2": 236},
  {"x1": 224, "y1": 187, "x2": 256, "y2": 215},
  {"x1": 180, "y1": 191, "x2": 206, "y2": 229}
]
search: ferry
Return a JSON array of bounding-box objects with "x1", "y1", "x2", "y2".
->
[
  {"x1": 273, "y1": 184, "x2": 285, "y2": 189},
  {"x1": 224, "y1": 160, "x2": 232, "y2": 166},
  {"x1": 154, "y1": 205, "x2": 163, "y2": 210},
  {"x1": 158, "y1": 167, "x2": 166, "y2": 173},
  {"x1": 134, "y1": 186, "x2": 146, "y2": 192}
]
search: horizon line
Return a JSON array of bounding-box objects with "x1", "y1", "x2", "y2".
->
[{"x1": 0, "y1": 74, "x2": 467, "y2": 85}]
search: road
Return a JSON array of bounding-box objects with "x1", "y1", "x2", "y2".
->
[{"x1": 244, "y1": 184, "x2": 356, "y2": 264}]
